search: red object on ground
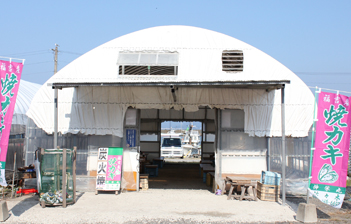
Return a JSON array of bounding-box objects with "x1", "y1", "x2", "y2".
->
[{"x1": 16, "y1": 188, "x2": 38, "y2": 194}]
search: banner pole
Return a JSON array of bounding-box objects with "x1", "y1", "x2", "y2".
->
[
  {"x1": 281, "y1": 85, "x2": 286, "y2": 206},
  {"x1": 0, "y1": 56, "x2": 25, "y2": 61},
  {"x1": 307, "y1": 87, "x2": 320, "y2": 204}
]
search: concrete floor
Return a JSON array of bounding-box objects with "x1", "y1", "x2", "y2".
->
[
  {"x1": 4, "y1": 189, "x2": 297, "y2": 224},
  {"x1": 148, "y1": 162, "x2": 212, "y2": 190},
  {"x1": 10, "y1": 161, "x2": 349, "y2": 223}
]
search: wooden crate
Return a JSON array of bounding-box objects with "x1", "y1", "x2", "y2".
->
[
  {"x1": 140, "y1": 174, "x2": 149, "y2": 190},
  {"x1": 257, "y1": 181, "x2": 280, "y2": 202},
  {"x1": 257, "y1": 190, "x2": 279, "y2": 202},
  {"x1": 257, "y1": 181, "x2": 280, "y2": 194},
  {"x1": 140, "y1": 180, "x2": 148, "y2": 190}
]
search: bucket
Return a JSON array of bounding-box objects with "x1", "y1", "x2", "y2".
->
[{"x1": 215, "y1": 189, "x2": 222, "y2": 195}]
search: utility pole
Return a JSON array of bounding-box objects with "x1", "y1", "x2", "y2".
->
[
  {"x1": 52, "y1": 44, "x2": 59, "y2": 74},
  {"x1": 52, "y1": 44, "x2": 59, "y2": 149}
]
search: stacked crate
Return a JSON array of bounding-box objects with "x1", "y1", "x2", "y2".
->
[
  {"x1": 257, "y1": 171, "x2": 281, "y2": 202},
  {"x1": 140, "y1": 174, "x2": 149, "y2": 190}
]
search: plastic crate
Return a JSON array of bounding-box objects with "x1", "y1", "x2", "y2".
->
[
  {"x1": 260, "y1": 171, "x2": 281, "y2": 186},
  {"x1": 16, "y1": 188, "x2": 38, "y2": 195}
]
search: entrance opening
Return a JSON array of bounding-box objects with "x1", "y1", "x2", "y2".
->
[
  {"x1": 161, "y1": 121, "x2": 202, "y2": 160},
  {"x1": 139, "y1": 108, "x2": 216, "y2": 191}
]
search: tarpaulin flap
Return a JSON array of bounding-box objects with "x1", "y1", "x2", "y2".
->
[{"x1": 27, "y1": 85, "x2": 313, "y2": 138}]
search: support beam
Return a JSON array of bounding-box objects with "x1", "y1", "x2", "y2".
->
[
  {"x1": 281, "y1": 85, "x2": 286, "y2": 205},
  {"x1": 62, "y1": 148, "x2": 67, "y2": 208},
  {"x1": 73, "y1": 146, "x2": 77, "y2": 203},
  {"x1": 217, "y1": 109, "x2": 222, "y2": 183},
  {"x1": 267, "y1": 137, "x2": 270, "y2": 171},
  {"x1": 54, "y1": 88, "x2": 58, "y2": 149}
]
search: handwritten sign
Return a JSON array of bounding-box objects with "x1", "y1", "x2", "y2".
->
[{"x1": 96, "y1": 147, "x2": 123, "y2": 191}]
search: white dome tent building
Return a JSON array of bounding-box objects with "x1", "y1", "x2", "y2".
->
[
  {"x1": 26, "y1": 26, "x2": 314, "y2": 199},
  {"x1": 6, "y1": 80, "x2": 41, "y2": 171}
]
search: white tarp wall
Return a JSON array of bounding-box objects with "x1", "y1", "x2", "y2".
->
[
  {"x1": 13, "y1": 79, "x2": 41, "y2": 126},
  {"x1": 27, "y1": 86, "x2": 312, "y2": 138}
]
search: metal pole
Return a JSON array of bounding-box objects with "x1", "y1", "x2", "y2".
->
[
  {"x1": 11, "y1": 152, "x2": 16, "y2": 198},
  {"x1": 52, "y1": 44, "x2": 59, "y2": 149},
  {"x1": 267, "y1": 137, "x2": 270, "y2": 171},
  {"x1": 281, "y1": 85, "x2": 286, "y2": 205},
  {"x1": 73, "y1": 146, "x2": 77, "y2": 203},
  {"x1": 136, "y1": 110, "x2": 140, "y2": 192},
  {"x1": 307, "y1": 87, "x2": 320, "y2": 204},
  {"x1": 54, "y1": 88, "x2": 58, "y2": 149},
  {"x1": 217, "y1": 109, "x2": 222, "y2": 190},
  {"x1": 62, "y1": 148, "x2": 67, "y2": 208}
]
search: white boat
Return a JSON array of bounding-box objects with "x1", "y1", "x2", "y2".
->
[{"x1": 182, "y1": 125, "x2": 201, "y2": 158}]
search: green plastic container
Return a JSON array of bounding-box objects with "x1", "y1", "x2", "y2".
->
[{"x1": 39, "y1": 149, "x2": 74, "y2": 204}]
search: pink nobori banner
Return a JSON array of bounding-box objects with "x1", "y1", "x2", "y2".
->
[
  {"x1": 311, "y1": 92, "x2": 351, "y2": 187},
  {"x1": 0, "y1": 60, "x2": 23, "y2": 164},
  {"x1": 309, "y1": 91, "x2": 351, "y2": 208}
]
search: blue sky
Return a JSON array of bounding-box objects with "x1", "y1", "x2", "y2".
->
[{"x1": 1, "y1": 1, "x2": 350, "y2": 94}]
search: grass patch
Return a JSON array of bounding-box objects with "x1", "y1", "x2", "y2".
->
[{"x1": 347, "y1": 179, "x2": 351, "y2": 187}]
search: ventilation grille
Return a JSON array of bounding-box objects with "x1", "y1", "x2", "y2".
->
[
  {"x1": 117, "y1": 51, "x2": 178, "y2": 76},
  {"x1": 222, "y1": 50, "x2": 244, "y2": 72},
  {"x1": 119, "y1": 66, "x2": 177, "y2": 75}
]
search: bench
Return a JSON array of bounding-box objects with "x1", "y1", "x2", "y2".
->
[
  {"x1": 145, "y1": 165, "x2": 158, "y2": 177},
  {"x1": 224, "y1": 176, "x2": 258, "y2": 201}
]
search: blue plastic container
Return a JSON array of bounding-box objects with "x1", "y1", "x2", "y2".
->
[{"x1": 260, "y1": 171, "x2": 281, "y2": 186}]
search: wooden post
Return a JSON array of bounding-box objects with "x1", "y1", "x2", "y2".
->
[
  {"x1": 73, "y1": 147, "x2": 77, "y2": 203},
  {"x1": 62, "y1": 148, "x2": 67, "y2": 208}
]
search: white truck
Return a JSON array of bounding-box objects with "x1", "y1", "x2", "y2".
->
[{"x1": 160, "y1": 137, "x2": 183, "y2": 158}]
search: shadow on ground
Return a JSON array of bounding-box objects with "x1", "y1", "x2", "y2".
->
[
  {"x1": 10, "y1": 195, "x2": 38, "y2": 217},
  {"x1": 10, "y1": 191, "x2": 85, "y2": 216},
  {"x1": 286, "y1": 196, "x2": 330, "y2": 219}
]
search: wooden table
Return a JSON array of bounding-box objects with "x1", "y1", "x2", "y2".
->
[{"x1": 224, "y1": 176, "x2": 257, "y2": 201}]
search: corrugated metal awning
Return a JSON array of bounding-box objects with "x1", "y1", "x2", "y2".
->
[{"x1": 50, "y1": 80, "x2": 290, "y2": 89}]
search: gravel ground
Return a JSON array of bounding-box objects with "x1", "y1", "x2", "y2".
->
[
  {"x1": 3, "y1": 189, "x2": 297, "y2": 224},
  {"x1": 286, "y1": 186, "x2": 351, "y2": 223}
]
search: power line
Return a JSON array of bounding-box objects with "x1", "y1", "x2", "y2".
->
[
  {"x1": 295, "y1": 72, "x2": 351, "y2": 76},
  {"x1": 25, "y1": 61, "x2": 53, "y2": 65},
  {"x1": 308, "y1": 86, "x2": 351, "y2": 94},
  {"x1": 5, "y1": 50, "x2": 51, "y2": 57},
  {"x1": 304, "y1": 80, "x2": 351, "y2": 84},
  {"x1": 60, "y1": 50, "x2": 82, "y2": 56},
  {"x1": 22, "y1": 71, "x2": 53, "y2": 76}
]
